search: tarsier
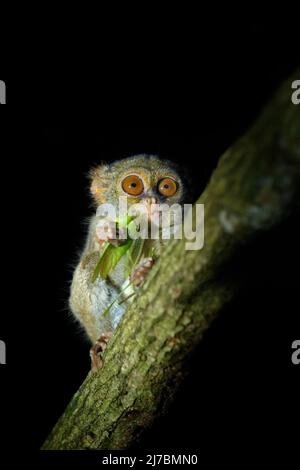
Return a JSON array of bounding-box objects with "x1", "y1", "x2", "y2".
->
[{"x1": 69, "y1": 155, "x2": 191, "y2": 371}]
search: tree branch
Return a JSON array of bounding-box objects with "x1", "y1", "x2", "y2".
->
[{"x1": 42, "y1": 70, "x2": 300, "y2": 450}]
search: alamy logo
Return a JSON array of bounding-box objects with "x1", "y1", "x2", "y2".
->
[
  {"x1": 0, "y1": 340, "x2": 6, "y2": 364},
  {"x1": 291, "y1": 80, "x2": 300, "y2": 105},
  {"x1": 95, "y1": 197, "x2": 205, "y2": 251},
  {"x1": 0, "y1": 81, "x2": 6, "y2": 104},
  {"x1": 291, "y1": 340, "x2": 300, "y2": 365}
]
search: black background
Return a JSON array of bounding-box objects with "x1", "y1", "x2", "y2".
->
[{"x1": 0, "y1": 18, "x2": 299, "y2": 465}]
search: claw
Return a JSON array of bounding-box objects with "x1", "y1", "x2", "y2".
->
[{"x1": 90, "y1": 333, "x2": 112, "y2": 373}]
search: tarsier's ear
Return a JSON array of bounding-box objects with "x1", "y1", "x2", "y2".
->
[{"x1": 89, "y1": 164, "x2": 111, "y2": 204}]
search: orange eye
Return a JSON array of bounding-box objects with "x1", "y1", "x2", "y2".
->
[
  {"x1": 158, "y1": 177, "x2": 178, "y2": 197},
  {"x1": 121, "y1": 174, "x2": 144, "y2": 196}
]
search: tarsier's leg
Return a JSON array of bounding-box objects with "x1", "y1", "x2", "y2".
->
[{"x1": 90, "y1": 332, "x2": 113, "y2": 373}]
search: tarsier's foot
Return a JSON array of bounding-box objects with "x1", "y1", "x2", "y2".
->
[
  {"x1": 95, "y1": 219, "x2": 127, "y2": 247},
  {"x1": 90, "y1": 333, "x2": 112, "y2": 373},
  {"x1": 130, "y1": 257, "x2": 155, "y2": 287}
]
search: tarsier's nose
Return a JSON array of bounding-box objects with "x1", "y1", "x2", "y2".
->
[
  {"x1": 144, "y1": 196, "x2": 157, "y2": 205},
  {"x1": 140, "y1": 195, "x2": 158, "y2": 221}
]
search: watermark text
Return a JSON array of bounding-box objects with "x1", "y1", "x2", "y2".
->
[
  {"x1": 291, "y1": 80, "x2": 300, "y2": 105},
  {"x1": 0, "y1": 81, "x2": 6, "y2": 104}
]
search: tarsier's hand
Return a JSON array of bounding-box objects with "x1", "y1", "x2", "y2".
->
[
  {"x1": 95, "y1": 219, "x2": 127, "y2": 247},
  {"x1": 130, "y1": 257, "x2": 155, "y2": 286}
]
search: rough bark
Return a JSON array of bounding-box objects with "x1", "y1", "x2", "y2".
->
[{"x1": 42, "y1": 71, "x2": 300, "y2": 450}]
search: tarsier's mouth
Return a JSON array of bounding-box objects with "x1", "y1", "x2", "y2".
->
[
  {"x1": 130, "y1": 200, "x2": 181, "y2": 233},
  {"x1": 140, "y1": 197, "x2": 157, "y2": 219},
  {"x1": 133, "y1": 198, "x2": 161, "y2": 223}
]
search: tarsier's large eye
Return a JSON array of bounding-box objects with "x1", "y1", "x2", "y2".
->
[
  {"x1": 122, "y1": 174, "x2": 144, "y2": 196},
  {"x1": 157, "y1": 177, "x2": 178, "y2": 197}
]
